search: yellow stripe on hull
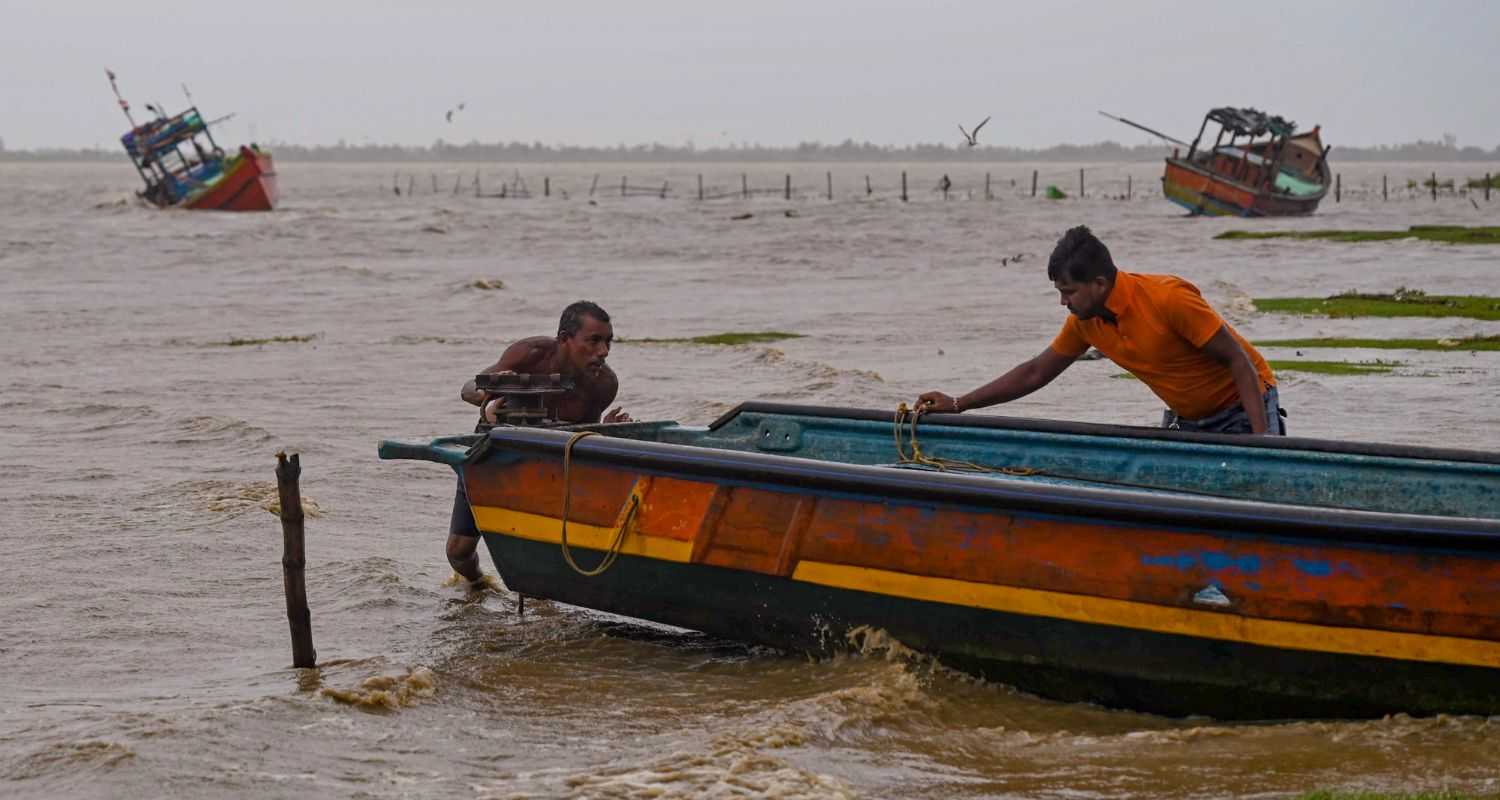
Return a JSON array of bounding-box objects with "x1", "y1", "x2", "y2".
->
[
  {"x1": 470, "y1": 504, "x2": 1500, "y2": 669},
  {"x1": 471, "y1": 505, "x2": 695, "y2": 563},
  {"x1": 791, "y1": 561, "x2": 1500, "y2": 668}
]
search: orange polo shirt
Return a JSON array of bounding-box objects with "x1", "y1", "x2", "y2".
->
[{"x1": 1049, "y1": 271, "x2": 1275, "y2": 420}]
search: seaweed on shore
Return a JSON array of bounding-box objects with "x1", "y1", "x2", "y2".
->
[
  {"x1": 1216, "y1": 226, "x2": 1500, "y2": 244},
  {"x1": 222, "y1": 334, "x2": 319, "y2": 347},
  {"x1": 1253, "y1": 289, "x2": 1500, "y2": 320},
  {"x1": 1113, "y1": 359, "x2": 1403, "y2": 379},
  {"x1": 623, "y1": 331, "x2": 806, "y2": 346},
  {"x1": 1255, "y1": 335, "x2": 1500, "y2": 351}
]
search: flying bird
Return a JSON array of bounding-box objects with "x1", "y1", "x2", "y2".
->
[
  {"x1": 445, "y1": 102, "x2": 467, "y2": 123},
  {"x1": 958, "y1": 116, "x2": 991, "y2": 147}
]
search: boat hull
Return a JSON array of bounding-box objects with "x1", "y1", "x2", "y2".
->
[
  {"x1": 183, "y1": 146, "x2": 277, "y2": 211},
  {"x1": 1163, "y1": 158, "x2": 1324, "y2": 217},
  {"x1": 382, "y1": 405, "x2": 1500, "y2": 719},
  {"x1": 485, "y1": 533, "x2": 1500, "y2": 720}
]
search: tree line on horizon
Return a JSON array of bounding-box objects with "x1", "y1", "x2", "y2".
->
[{"x1": 4, "y1": 137, "x2": 1498, "y2": 163}]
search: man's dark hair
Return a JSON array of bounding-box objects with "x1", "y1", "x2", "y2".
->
[
  {"x1": 558, "y1": 301, "x2": 610, "y2": 338},
  {"x1": 1046, "y1": 225, "x2": 1117, "y2": 283}
]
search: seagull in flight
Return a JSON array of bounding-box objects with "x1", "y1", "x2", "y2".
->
[
  {"x1": 445, "y1": 102, "x2": 467, "y2": 123},
  {"x1": 958, "y1": 116, "x2": 991, "y2": 147}
]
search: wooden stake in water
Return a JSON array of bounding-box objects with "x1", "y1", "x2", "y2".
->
[
  {"x1": 865, "y1": 175, "x2": 872, "y2": 196},
  {"x1": 589, "y1": 173, "x2": 599, "y2": 197},
  {"x1": 742, "y1": 173, "x2": 748, "y2": 200},
  {"x1": 1432, "y1": 172, "x2": 1438, "y2": 202},
  {"x1": 276, "y1": 452, "x2": 316, "y2": 669},
  {"x1": 1336, "y1": 173, "x2": 1341, "y2": 203},
  {"x1": 1127, "y1": 175, "x2": 1132, "y2": 200},
  {"x1": 544, "y1": 177, "x2": 550, "y2": 198},
  {"x1": 826, "y1": 171, "x2": 833, "y2": 202},
  {"x1": 985, "y1": 172, "x2": 992, "y2": 201},
  {"x1": 1031, "y1": 170, "x2": 1038, "y2": 198},
  {"x1": 698, "y1": 174, "x2": 703, "y2": 201},
  {"x1": 621, "y1": 176, "x2": 628, "y2": 198},
  {"x1": 1383, "y1": 174, "x2": 1388, "y2": 201},
  {"x1": 1079, "y1": 168, "x2": 1085, "y2": 199},
  {"x1": 784, "y1": 174, "x2": 791, "y2": 201},
  {"x1": 1487, "y1": 174, "x2": 1492, "y2": 202},
  {"x1": 901, "y1": 171, "x2": 908, "y2": 203}
]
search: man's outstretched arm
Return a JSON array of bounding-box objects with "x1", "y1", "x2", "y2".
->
[{"x1": 917, "y1": 347, "x2": 1076, "y2": 413}]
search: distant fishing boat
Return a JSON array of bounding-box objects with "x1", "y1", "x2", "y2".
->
[
  {"x1": 1103, "y1": 107, "x2": 1330, "y2": 217},
  {"x1": 381, "y1": 402, "x2": 1500, "y2": 720},
  {"x1": 107, "y1": 70, "x2": 277, "y2": 211}
]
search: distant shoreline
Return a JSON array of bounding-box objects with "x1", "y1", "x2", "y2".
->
[{"x1": 4, "y1": 139, "x2": 1498, "y2": 164}]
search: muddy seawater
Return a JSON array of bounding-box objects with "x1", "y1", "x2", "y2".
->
[{"x1": 3, "y1": 160, "x2": 1499, "y2": 799}]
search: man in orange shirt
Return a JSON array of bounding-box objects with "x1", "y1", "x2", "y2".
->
[{"x1": 917, "y1": 225, "x2": 1285, "y2": 435}]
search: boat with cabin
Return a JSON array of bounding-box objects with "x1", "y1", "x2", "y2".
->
[
  {"x1": 1103, "y1": 106, "x2": 1330, "y2": 216},
  {"x1": 380, "y1": 401, "x2": 1500, "y2": 720},
  {"x1": 108, "y1": 71, "x2": 277, "y2": 211}
]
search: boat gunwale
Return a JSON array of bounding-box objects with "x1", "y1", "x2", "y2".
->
[
  {"x1": 473, "y1": 425, "x2": 1500, "y2": 551},
  {"x1": 709, "y1": 402, "x2": 1500, "y2": 466}
]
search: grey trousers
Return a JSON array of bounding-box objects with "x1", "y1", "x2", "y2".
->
[{"x1": 1163, "y1": 386, "x2": 1287, "y2": 435}]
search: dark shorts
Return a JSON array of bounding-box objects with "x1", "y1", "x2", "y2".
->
[
  {"x1": 449, "y1": 475, "x2": 480, "y2": 538},
  {"x1": 1162, "y1": 386, "x2": 1288, "y2": 435}
]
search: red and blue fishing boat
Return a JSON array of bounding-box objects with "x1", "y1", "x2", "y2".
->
[
  {"x1": 1104, "y1": 107, "x2": 1330, "y2": 216},
  {"x1": 380, "y1": 402, "x2": 1500, "y2": 720},
  {"x1": 108, "y1": 70, "x2": 277, "y2": 211}
]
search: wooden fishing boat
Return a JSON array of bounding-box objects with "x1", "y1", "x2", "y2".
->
[
  {"x1": 109, "y1": 71, "x2": 278, "y2": 211},
  {"x1": 380, "y1": 402, "x2": 1500, "y2": 720},
  {"x1": 1162, "y1": 107, "x2": 1329, "y2": 217}
]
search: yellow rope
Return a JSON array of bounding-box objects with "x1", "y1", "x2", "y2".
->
[
  {"x1": 893, "y1": 403, "x2": 1041, "y2": 476},
  {"x1": 559, "y1": 430, "x2": 640, "y2": 577}
]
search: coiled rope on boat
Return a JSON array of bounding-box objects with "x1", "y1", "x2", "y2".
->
[
  {"x1": 893, "y1": 402, "x2": 1041, "y2": 476},
  {"x1": 559, "y1": 430, "x2": 639, "y2": 576}
]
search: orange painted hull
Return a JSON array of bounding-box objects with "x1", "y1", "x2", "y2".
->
[
  {"x1": 183, "y1": 146, "x2": 277, "y2": 211},
  {"x1": 381, "y1": 406, "x2": 1500, "y2": 718}
]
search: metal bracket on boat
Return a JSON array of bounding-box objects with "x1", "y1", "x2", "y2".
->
[
  {"x1": 473, "y1": 371, "x2": 575, "y2": 432},
  {"x1": 754, "y1": 419, "x2": 804, "y2": 452},
  {"x1": 1191, "y1": 584, "x2": 1233, "y2": 608}
]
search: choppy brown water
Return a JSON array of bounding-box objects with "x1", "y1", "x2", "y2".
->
[{"x1": 3, "y1": 160, "x2": 1500, "y2": 799}]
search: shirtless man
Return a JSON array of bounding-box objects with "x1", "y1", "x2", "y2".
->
[{"x1": 447, "y1": 301, "x2": 631, "y2": 589}]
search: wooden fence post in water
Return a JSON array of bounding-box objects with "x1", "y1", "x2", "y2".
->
[
  {"x1": 865, "y1": 175, "x2": 872, "y2": 196},
  {"x1": 1487, "y1": 174, "x2": 1492, "y2": 202},
  {"x1": 1079, "y1": 168, "x2": 1085, "y2": 199},
  {"x1": 544, "y1": 177, "x2": 550, "y2": 198},
  {"x1": 1336, "y1": 174, "x2": 1341, "y2": 203},
  {"x1": 276, "y1": 452, "x2": 316, "y2": 669},
  {"x1": 784, "y1": 174, "x2": 791, "y2": 201},
  {"x1": 622, "y1": 176, "x2": 628, "y2": 198},
  {"x1": 1383, "y1": 174, "x2": 1388, "y2": 201},
  {"x1": 985, "y1": 172, "x2": 992, "y2": 201},
  {"x1": 826, "y1": 171, "x2": 833, "y2": 201},
  {"x1": 431, "y1": 174, "x2": 438, "y2": 193},
  {"x1": 1432, "y1": 172, "x2": 1438, "y2": 202},
  {"x1": 660, "y1": 180, "x2": 668, "y2": 199},
  {"x1": 453, "y1": 174, "x2": 462, "y2": 195},
  {"x1": 1127, "y1": 174, "x2": 1132, "y2": 200},
  {"x1": 901, "y1": 171, "x2": 908, "y2": 202},
  {"x1": 698, "y1": 174, "x2": 703, "y2": 201},
  {"x1": 407, "y1": 176, "x2": 415, "y2": 197},
  {"x1": 1031, "y1": 170, "x2": 1038, "y2": 198},
  {"x1": 589, "y1": 173, "x2": 599, "y2": 197}
]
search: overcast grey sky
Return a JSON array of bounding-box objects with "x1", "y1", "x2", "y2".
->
[{"x1": 2, "y1": 0, "x2": 1496, "y2": 151}]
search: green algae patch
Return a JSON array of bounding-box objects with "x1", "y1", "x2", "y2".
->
[
  {"x1": 1254, "y1": 289, "x2": 1500, "y2": 321},
  {"x1": 1114, "y1": 359, "x2": 1403, "y2": 380},
  {"x1": 1217, "y1": 225, "x2": 1500, "y2": 244},
  {"x1": 223, "y1": 334, "x2": 318, "y2": 347},
  {"x1": 1255, "y1": 335, "x2": 1500, "y2": 351},
  {"x1": 1297, "y1": 791, "x2": 1477, "y2": 800},
  {"x1": 625, "y1": 331, "x2": 806, "y2": 346},
  {"x1": 1268, "y1": 359, "x2": 1402, "y2": 375}
]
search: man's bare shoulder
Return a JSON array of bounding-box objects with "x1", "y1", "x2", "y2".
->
[{"x1": 499, "y1": 337, "x2": 559, "y2": 371}]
